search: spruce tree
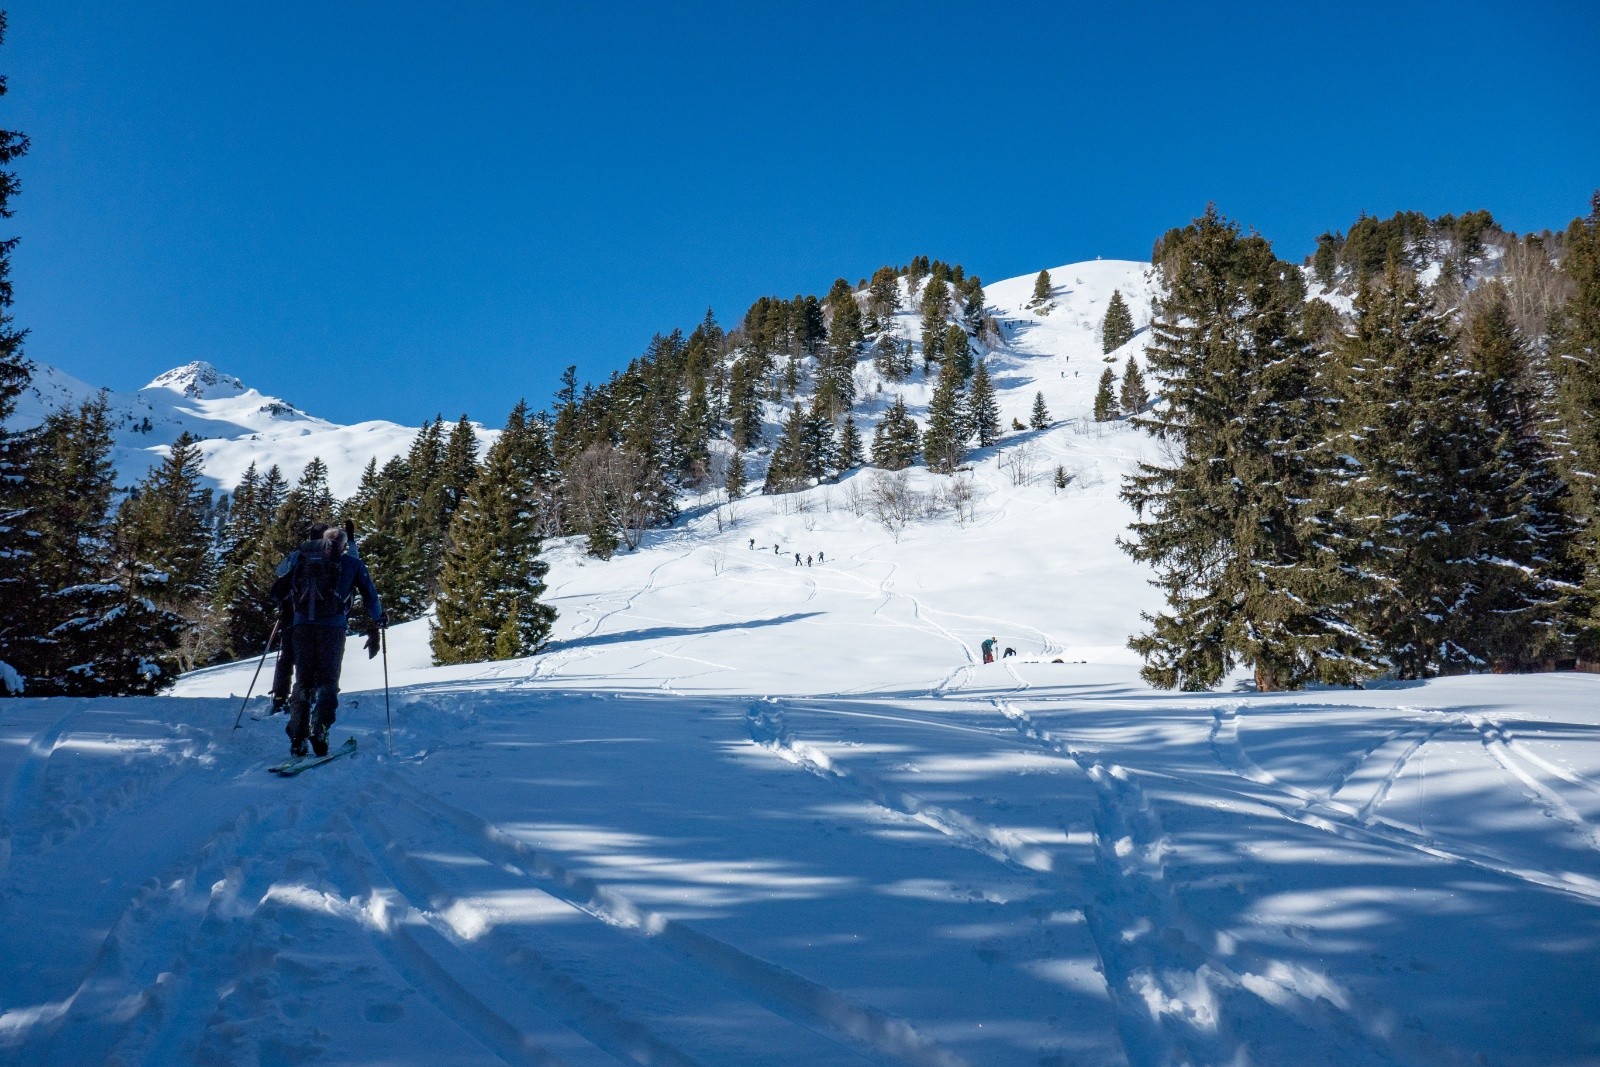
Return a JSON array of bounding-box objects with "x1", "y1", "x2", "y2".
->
[
  {"x1": 23, "y1": 397, "x2": 118, "y2": 690},
  {"x1": 724, "y1": 449, "x2": 746, "y2": 500},
  {"x1": 968, "y1": 360, "x2": 1000, "y2": 447},
  {"x1": 1123, "y1": 207, "x2": 1361, "y2": 691},
  {"x1": 944, "y1": 324, "x2": 973, "y2": 379},
  {"x1": 1030, "y1": 391, "x2": 1051, "y2": 430},
  {"x1": 1119, "y1": 356, "x2": 1149, "y2": 414},
  {"x1": 117, "y1": 432, "x2": 216, "y2": 671},
  {"x1": 1031, "y1": 269, "x2": 1052, "y2": 308},
  {"x1": 1331, "y1": 266, "x2": 1558, "y2": 678},
  {"x1": 962, "y1": 280, "x2": 986, "y2": 332},
  {"x1": 920, "y1": 303, "x2": 945, "y2": 372},
  {"x1": 1461, "y1": 282, "x2": 1574, "y2": 669},
  {"x1": 867, "y1": 266, "x2": 901, "y2": 330},
  {"x1": 871, "y1": 395, "x2": 921, "y2": 471},
  {"x1": 838, "y1": 414, "x2": 863, "y2": 471},
  {"x1": 1548, "y1": 192, "x2": 1600, "y2": 662},
  {"x1": 431, "y1": 405, "x2": 557, "y2": 665},
  {"x1": 763, "y1": 406, "x2": 807, "y2": 494},
  {"x1": 922, "y1": 370, "x2": 968, "y2": 473},
  {"x1": 1093, "y1": 367, "x2": 1119, "y2": 421},
  {"x1": 1101, "y1": 289, "x2": 1135, "y2": 353},
  {"x1": 0, "y1": 17, "x2": 31, "y2": 693}
]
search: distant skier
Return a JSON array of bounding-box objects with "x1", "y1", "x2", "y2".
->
[
  {"x1": 795, "y1": 552, "x2": 802, "y2": 566},
  {"x1": 818, "y1": 551, "x2": 824, "y2": 564},
  {"x1": 774, "y1": 543, "x2": 780, "y2": 554},
  {"x1": 981, "y1": 637, "x2": 997, "y2": 664},
  {"x1": 748, "y1": 538, "x2": 755, "y2": 550},
  {"x1": 1003, "y1": 647, "x2": 1016, "y2": 659},
  {"x1": 273, "y1": 524, "x2": 384, "y2": 758},
  {"x1": 806, "y1": 555, "x2": 812, "y2": 567}
]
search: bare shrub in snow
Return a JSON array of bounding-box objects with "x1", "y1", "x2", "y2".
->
[
  {"x1": 942, "y1": 475, "x2": 978, "y2": 525},
  {"x1": 1000, "y1": 442, "x2": 1038, "y2": 486},
  {"x1": 868, "y1": 471, "x2": 925, "y2": 542}
]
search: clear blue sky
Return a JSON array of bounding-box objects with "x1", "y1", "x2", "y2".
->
[{"x1": 5, "y1": 1, "x2": 1597, "y2": 427}]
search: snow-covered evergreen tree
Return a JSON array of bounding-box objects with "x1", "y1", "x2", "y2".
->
[
  {"x1": 1123, "y1": 207, "x2": 1360, "y2": 691},
  {"x1": 922, "y1": 370, "x2": 968, "y2": 473},
  {"x1": 871, "y1": 395, "x2": 921, "y2": 471},
  {"x1": 1029, "y1": 392, "x2": 1050, "y2": 430},
  {"x1": 968, "y1": 361, "x2": 1000, "y2": 447},
  {"x1": 431, "y1": 402, "x2": 557, "y2": 665},
  {"x1": 1101, "y1": 289, "x2": 1134, "y2": 353}
]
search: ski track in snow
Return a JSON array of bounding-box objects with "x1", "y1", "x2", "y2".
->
[
  {"x1": 375, "y1": 773, "x2": 968, "y2": 1067},
  {"x1": 748, "y1": 697, "x2": 1413, "y2": 1067},
  {"x1": 989, "y1": 700, "x2": 1419, "y2": 1067}
]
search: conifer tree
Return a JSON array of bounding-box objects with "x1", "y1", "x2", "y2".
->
[
  {"x1": 944, "y1": 324, "x2": 973, "y2": 379},
  {"x1": 920, "y1": 303, "x2": 946, "y2": 372},
  {"x1": 22, "y1": 397, "x2": 118, "y2": 690},
  {"x1": 1547, "y1": 192, "x2": 1600, "y2": 661},
  {"x1": 1119, "y1": 356, "x2": 1149, "y2": 414},
  {"x1": 724, "y1": 449, "x2": 746, "y2": 500},
  {"x1": 872, "y1": 334, "x2": 911, "y2": 382},
  {"x1": 1093, "y1": 367, "x2": 1119, "y2": 422},
  {"x1": 871, "y1": 395, "x2": 921, "y2": 470},
  {"x1": 116, "y1": 432, "x2": 216, "y2": 671},
  {"x1": 1031, "y1": 269, "x2": 1052, "y2": 308},
  {"x1": 867, "y1": 266, "x2": 901, "y2": 330},
  {"x1": 962, "y1": 280, "x2": 986, "y2": 332},
  {"x1": 838, "y1": 414, "x2": 863, "y2": 471},
  {"x1": 0, "y1": 17, "x2": 31, "y2": 692},
  {"x1": 1331, "y1": 266, "x2": 1558, "y2": 678},
  {"x1": 1101, "y1": 289, "x2": 1135, "y2": 353},
  {"x1": 763, "y1": 406, "x2": 809, "y2": 494},
  {"x1": 1123, "y1": 207, "x2": 1360, "y2": 691},
  {"x1": 968, "y1": 361, "x2": 1000, "y2": 447},
  {"x1": 1461, "y1": 282, "x2": 1574, "y2": 669},
  {"x1": 1029, "y1": 391, "x2": 1051, "y2": 430},
  {"x1": 431, "y1": 405, "x2": 557, "y2": 665},
  {"x1": 922, "y1": 370, "x2": 968, "y2": 472}
]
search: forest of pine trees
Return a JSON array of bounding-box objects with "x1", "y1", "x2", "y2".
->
[{"x1": 1122, "y1": 198, "x2": 1600, "y2": 690}]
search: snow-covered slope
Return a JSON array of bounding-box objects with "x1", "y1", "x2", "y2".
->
[
  {"x1": 5, "y1": 262, "x2": 1598, "y2": 1065},
  {"x1": 8, "y1": 359, "x2": 444, "y2": 496}
]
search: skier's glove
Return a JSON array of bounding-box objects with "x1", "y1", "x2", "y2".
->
[{"x1": 364, "y1": 622, "x2": 381, "y2": 659}]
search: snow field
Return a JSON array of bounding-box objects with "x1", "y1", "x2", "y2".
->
[{"x1": 4, "y1": 261, "x2": 1598, "y2": 1064}]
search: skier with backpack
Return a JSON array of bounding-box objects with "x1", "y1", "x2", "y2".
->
[
  {"x1": 981, "y1": 637, "x2": 997, "y2": 664},
  {"x1": 272, "y1": 524, "x2": 384, "y2": 757}
]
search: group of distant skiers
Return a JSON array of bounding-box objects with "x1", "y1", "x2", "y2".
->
[
  {"x1": 748, "y1": 538, "x2": 824, "y2": 568},
  {"x1": 266, "y1": 521, "x2": 386, "y2": 758}
]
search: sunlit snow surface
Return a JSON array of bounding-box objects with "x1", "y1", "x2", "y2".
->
[{"x1": 5, "y1": 263, "x2": 1598, "y2": 1065}]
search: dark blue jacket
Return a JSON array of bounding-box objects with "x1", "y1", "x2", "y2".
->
[{"x1": 274, "y1": 549, "x2": 385, "y2": 630}]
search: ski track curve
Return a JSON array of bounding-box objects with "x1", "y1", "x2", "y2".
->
[
  {"x1": 1468, "y1": 713, "x2": 1600, "y2": 851},
  {"x1": 1202, "y1": 703, "x2": 1600, "y2": 904},
  {"x1": 376, "y1": 772, "x2": 968, "y2": 1067},
  {"x1": 995, "y1": 699, "x2": 1463, "y2": 1067}
]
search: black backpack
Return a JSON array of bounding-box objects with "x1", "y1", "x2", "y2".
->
[{"x1": 290, "y1": 539, "x2": 348, "y2": 621}]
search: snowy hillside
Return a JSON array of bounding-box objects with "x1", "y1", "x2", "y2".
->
[
  {"x1": 4, "y1": 261, "x2": 1598, "y2": 1065},
  {"x1": 7, "y1": 359, "x2": 452, "y2": 496}
]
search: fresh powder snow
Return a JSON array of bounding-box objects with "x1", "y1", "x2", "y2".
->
[{"x1": 3, "y1": 263, "x2": 1597, "y2": 1065}]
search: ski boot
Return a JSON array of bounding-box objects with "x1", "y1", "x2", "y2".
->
[{"x1": 310, "y1": 724, "x2": 330, "y2": 758}]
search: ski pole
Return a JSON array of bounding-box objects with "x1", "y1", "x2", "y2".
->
[
  {"x1": 382, "y1": 627, "x2": 393, "y2": 756},
  {"x1": 232, "y1": 619, "x2": 281, "y2": 731}
]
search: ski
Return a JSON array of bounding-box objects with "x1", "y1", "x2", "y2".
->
[{"x1": 268, "y1": 737, "x2": 357, "y2": 776}]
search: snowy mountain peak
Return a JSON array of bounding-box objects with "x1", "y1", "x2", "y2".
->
[{"x1": 144, "y1": 361, "x2": 247, "y2": 400}]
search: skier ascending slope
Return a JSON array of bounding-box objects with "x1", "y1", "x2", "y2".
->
[
  {"x1": 981, "y1": 637, "x2": 997, "y2": 664},
  {"x1": 272, "y1": 524, "x2": 385, "y2": 758}
]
